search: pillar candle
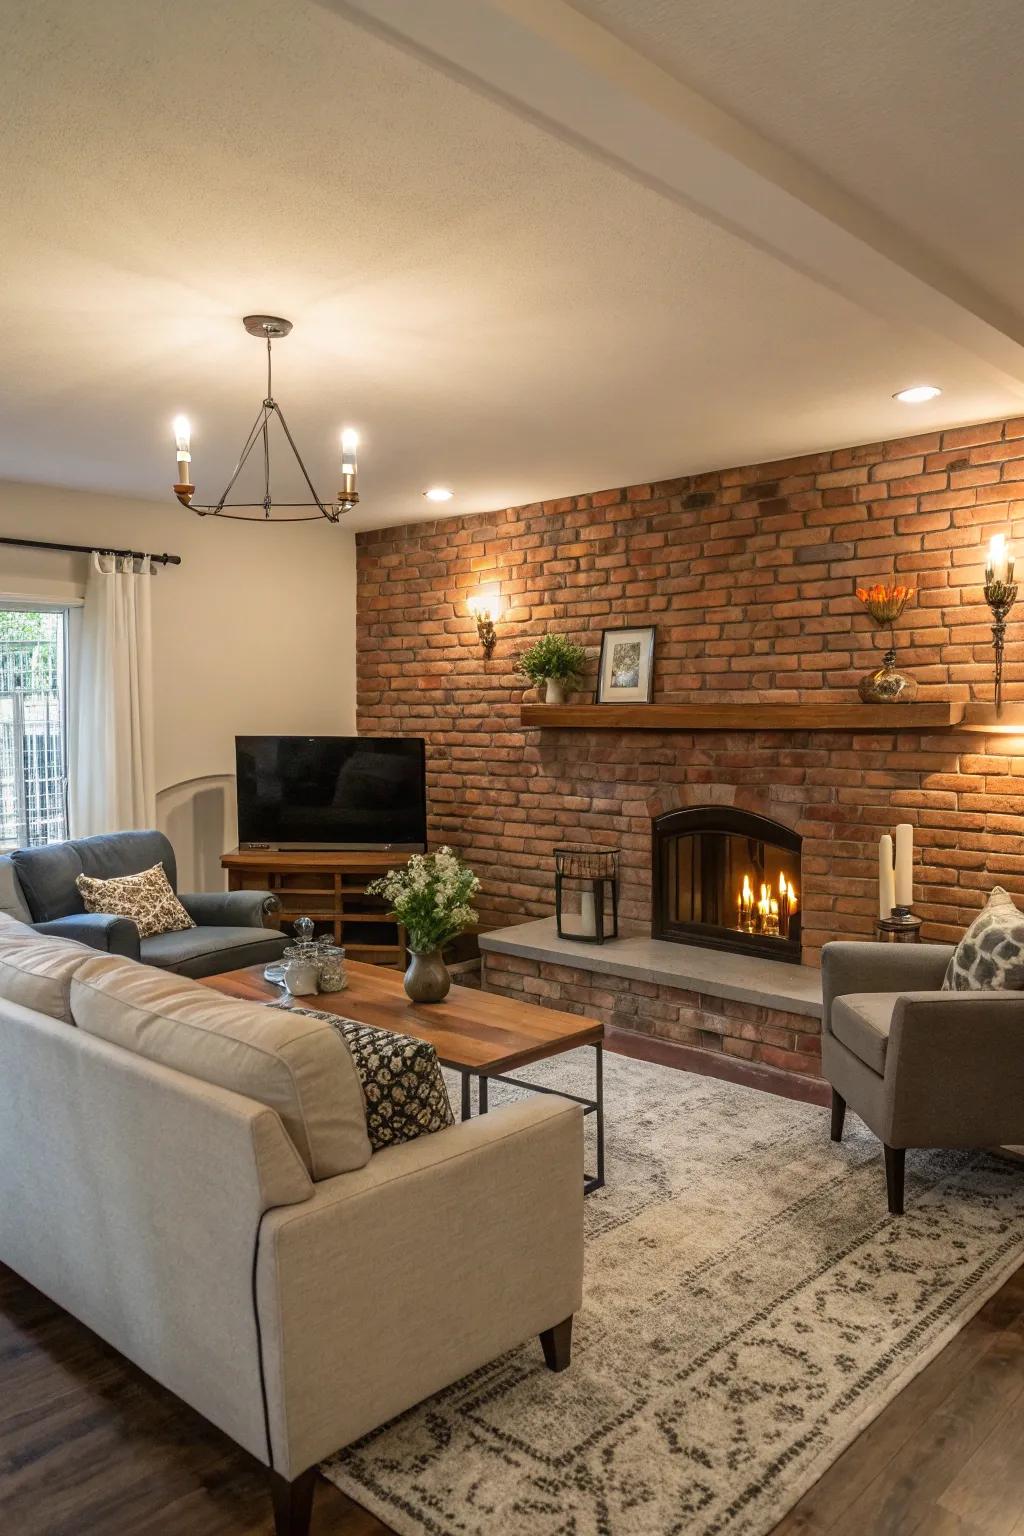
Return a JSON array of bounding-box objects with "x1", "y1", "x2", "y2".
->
[
  {"x1": 579, "y1": 890, "x2": 596, "y2": 937},
  {"x1": 894, "y1": 823, "x2": 913, "y2": 908},
  {"x1": 879, "y1": 833, "x2": 896, "y2": 919}
]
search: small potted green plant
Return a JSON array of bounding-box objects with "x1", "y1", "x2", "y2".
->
[
  {"x1": 518, "y1": 634, "x2": 588, "y2": 705},
  {"x1": 368, "y1": 847, "x2": 480, "y2": 1003}
]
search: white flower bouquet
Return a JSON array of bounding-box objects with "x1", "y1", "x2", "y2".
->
[{"x1": 367, "y1": 846, "x2": 480, "y2": 956}]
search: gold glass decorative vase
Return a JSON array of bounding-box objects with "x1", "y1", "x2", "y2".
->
[{"x1": 858, "y1": 645, "x2": 918, "y2": 703}]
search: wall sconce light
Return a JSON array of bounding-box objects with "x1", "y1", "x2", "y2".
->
[
  {"x1": 984, "y1": 534, "x2": 1017, "y2": 716},
  {"x1": 467, "y1": 593, "x2": 500, "y2": 656}
]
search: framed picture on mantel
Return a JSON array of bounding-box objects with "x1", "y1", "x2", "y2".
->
[{"x1": 596, "y1": 625, "x2": 656, "y2": 704}]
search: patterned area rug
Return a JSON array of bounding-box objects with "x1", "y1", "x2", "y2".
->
[{"x1": 321, "y1": 1050, "x2": 1024, "y2": 1536}]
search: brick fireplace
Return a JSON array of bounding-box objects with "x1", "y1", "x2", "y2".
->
[{"x1": 356, "y1": 414, "x2": 1024, "y2": 1076}]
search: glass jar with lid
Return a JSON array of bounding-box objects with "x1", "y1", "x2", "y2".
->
[{"x1": 316, "y1": 944, "x2": 347, "y2": 993}]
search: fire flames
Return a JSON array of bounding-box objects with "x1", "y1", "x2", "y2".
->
[{"x1": 737, "y1": 870, "x2": 798, "y2": 938}]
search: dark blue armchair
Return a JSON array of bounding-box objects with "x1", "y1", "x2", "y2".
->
[{"x1": 0, "y1": 829, "x2": 287, "y2": 980}]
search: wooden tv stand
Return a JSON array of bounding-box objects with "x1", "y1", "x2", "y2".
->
[{"x1": 221, "y1": 849, "x2": 412, "y2": 969}]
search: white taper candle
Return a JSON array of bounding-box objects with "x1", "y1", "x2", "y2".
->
[
  {"x1": 879, "y1": 833, "x2": 896, "y2": 919},
  {"x1": 894, "y1": 823, "x2": 913, "y2": 908}
]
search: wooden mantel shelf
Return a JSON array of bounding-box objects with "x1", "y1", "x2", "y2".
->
[{"x1": 520, "y1": 702, "x2": 967, "y2": 731}]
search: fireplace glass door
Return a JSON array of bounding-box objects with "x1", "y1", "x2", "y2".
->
[{"x1": 652, "y1": 807, "x2": 801, "y2": 962}]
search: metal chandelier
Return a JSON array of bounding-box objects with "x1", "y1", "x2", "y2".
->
[{"x1": 171, "y1": 315, "x2": 359, "y2": 523}]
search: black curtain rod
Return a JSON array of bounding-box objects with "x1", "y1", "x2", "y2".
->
[{"x1": 0, "y1": 536, "x2": 181, "y2": 567}]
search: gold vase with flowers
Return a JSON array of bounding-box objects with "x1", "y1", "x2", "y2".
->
[{"x1": 855, "y1": 583, "x2": 917, "y2": 702}]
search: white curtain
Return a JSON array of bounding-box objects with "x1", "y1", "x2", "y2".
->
[{"x1": 70, "y1": 553, "x2": 156, "y2": 836}]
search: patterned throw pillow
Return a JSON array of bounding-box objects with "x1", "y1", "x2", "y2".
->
[
  {"x1": 283, "y1": 1005, "x2": 454, "y2": 1150},
  {"x1": 75, "y1": 863, "x2": 195, "y2": 940},
  {"x1": 943, "y1": 886, "x2": 1024, "y2": 991}
]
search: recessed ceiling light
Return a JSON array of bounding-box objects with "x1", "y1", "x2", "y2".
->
[
  {"x1": 893, "y1": 385, "x2": 942, "y2": 404},
  {"x1": 423, "y1": 487, "x2": 454, "y2": 502}
]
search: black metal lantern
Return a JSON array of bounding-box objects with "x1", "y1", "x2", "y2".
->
[{"x1": 555, "y1": 845, "x2": 619, "y2": 944}]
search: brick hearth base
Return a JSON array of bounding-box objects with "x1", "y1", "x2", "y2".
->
[{"x1": 483, "y1": 949, "x2": 823, "y2": 1077}]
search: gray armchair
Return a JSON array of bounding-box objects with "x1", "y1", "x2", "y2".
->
[
  {"x1": 822, "y1": 941, "x2": 1024, "y2": 1214},
  {"x1": 1, "y1": 830, "x2": 287, "y2": 980}
]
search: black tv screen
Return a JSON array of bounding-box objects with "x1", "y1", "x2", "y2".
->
[{"x1": 235, "y1": 736, "x2": 427, "y2": 851}]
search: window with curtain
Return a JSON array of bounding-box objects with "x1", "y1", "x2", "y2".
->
[{"x1": 0, "y1": 605, "x2": 69, "y2": 849}]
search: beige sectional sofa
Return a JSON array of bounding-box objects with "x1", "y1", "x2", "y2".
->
[{"x1": 0, "y1": 913, "x2": 584, "y2": 1536}]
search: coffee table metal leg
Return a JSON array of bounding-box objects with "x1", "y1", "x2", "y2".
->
[
  {"x1": 476, "y1": 1041, "x2": 606, "y2": 1195},
  {"x1": 593, "y1": 1042, "x2": 605, "y2": 1192},
  {"x1": 460, "y1": 1070, "x2": 471, "y2": 1122}
]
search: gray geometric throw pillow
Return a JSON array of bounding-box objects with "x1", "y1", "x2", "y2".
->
[{"x1": 942, "y1": 886, "x2": 1024, "y2": 990}]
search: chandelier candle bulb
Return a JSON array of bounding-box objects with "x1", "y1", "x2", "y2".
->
[
  {"x1": 879, "y1": 832, "x2": 896, "y2": 919},
  {"x1": 172, "y1": 415, "x2": 193, "y2": 496},
  {"x1": 894, "y1": 824, "x2": 914, "y2": 908},
  {"x1": 339, "y1": 428, "x2": 359, "y2": 504}
]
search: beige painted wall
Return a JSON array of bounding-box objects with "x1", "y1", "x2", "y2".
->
[{"x1": 0, "y1": 480, "x2": 356, "y2": 889}]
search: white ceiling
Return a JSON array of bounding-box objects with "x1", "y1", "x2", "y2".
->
[
  {"x1": 572, "y1": 0, "x2": 1024, "y2": 315},
  {"x1": 1, "y1": 0, "x2": 1022, "y2": 532}
]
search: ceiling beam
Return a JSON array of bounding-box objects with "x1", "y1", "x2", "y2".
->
[{"x1": 329, "y1": 0, "x2": 1024, "y2": 394}]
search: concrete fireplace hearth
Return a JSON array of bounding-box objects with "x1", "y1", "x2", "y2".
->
[{"x1": 480, "y1": 920, "x2": 825, "y2": 1079}]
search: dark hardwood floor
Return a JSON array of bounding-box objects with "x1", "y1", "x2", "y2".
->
[{"x1": 3, "y1": 1034, "x2": 1022, "y2": 1536}]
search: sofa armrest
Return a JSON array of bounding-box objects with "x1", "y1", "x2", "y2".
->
[
  {"x1": 822, "y1": 941, "x2": 954, "y2": 1032},
  {"x1": 255, "y1": 1095, "x2": 584, "y2": 1478},
  {"x1": 882, "y1": 988, "x2": 1024, "y2": 1146},
  {"x1": 179, "y1": 890, "x2": 281, "y2": 929},
  {"x1": 34, "y1": 912, "x2": 141, "y2": 958}
]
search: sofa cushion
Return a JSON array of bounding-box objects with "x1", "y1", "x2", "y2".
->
[
  {"x1": 71, "y1": 956, "x2": 372, "y2": 1179},
  {"x1": 0, "y1": 854, "x2": 32, "y2": 924},
  {"x1": 76, "y1": 829, "x2": 177, "y2": 887},
  {"x1": 76, "y1": 862, "x2": 195, "y2": 939},
  {"x1": 140, "y1": 925, "x2": 288, "y2": 980},
  {"x1": 831, "y1": 992, "x2": 899, "y2": 1076},
  {"x1": 10, "y1": 840, "x2": 85, "y2": 921},
  {"x1": 0, "y1": 929, "x2": 122, "y2": 1024},
  {"x1": 0, "y1": 907, "x2": 35, "y2": 941},
  {"x1": 943, "y1": 886, "x2": 1024, "y2": 991}
]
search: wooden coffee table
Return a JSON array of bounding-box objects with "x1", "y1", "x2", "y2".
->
[{"x1": 203, "y1": 960, "x2": 606, "y2": 1192}]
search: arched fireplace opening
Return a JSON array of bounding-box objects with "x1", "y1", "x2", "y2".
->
[{"x1": 652, "y1": 807, "x2": 802, "y2": 964}]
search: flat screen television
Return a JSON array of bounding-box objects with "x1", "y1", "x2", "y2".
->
[{"x1": 235, "y1": 735, "x2": 427, "y2": 851}]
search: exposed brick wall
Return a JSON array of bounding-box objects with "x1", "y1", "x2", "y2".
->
[
  {"x1": 483, "y1": 951, "x2": 821, "y2": 1077},
  {"x1": 357, "y1": 416, "x2": 1024, "y2": 962}
]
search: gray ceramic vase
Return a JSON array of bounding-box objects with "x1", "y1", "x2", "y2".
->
[{"x1": 404, "y1": 949, "x2": 451, "y2": 1004}]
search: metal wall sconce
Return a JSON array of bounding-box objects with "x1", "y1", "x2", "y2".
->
[
  {"x1": 984, "y1": 535, "x2": 1017, "y2": 716},
  {"x1": 555, "y1": 845, "x2": 619, "y2": 945},
  {"x1": 467, "y1": 594, "x2": 500, "y2": 657}
]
